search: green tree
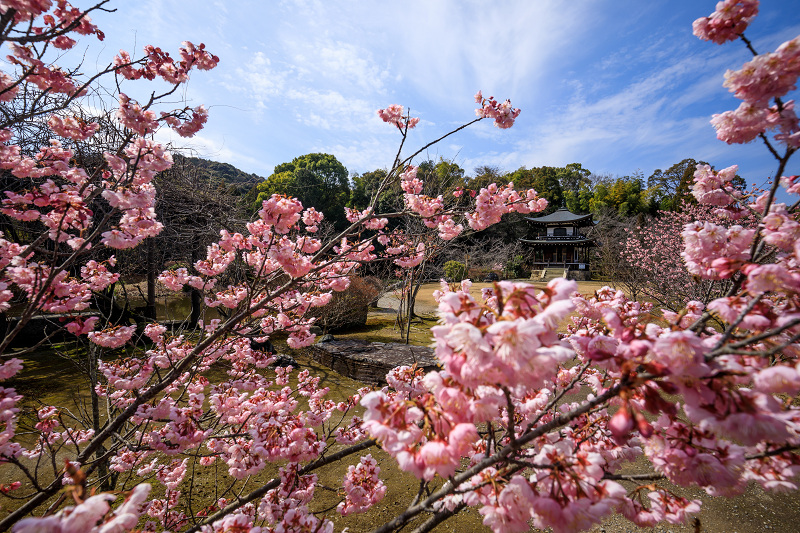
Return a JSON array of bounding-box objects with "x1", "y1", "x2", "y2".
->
[
  {"x1": 348, "y1": 168, "x2": 404, "y2": 217},
  {"x1": 468, "y1": 165, "x2": 505, "y2": 191},
  {"x1": 414, "y1": 158, "x2": 466, "y2": 197},
  {"x1": 509, "y1": 166, "x2": 564, "y2": 213},
  {"x1": 589, "y1": 181, "x2": 609, "y2": 213},
  {"x1": 556, "y1": 163, "x2": 592, "y2": 194},
  {"x1": 443, "y1": 260, "x2": 467, "y2": 282},
  {"x1": 253, "y1": 153, "x2": 350, "y2": 229},
  {"x1": 648, "y1": 158, "x2": 708, "y2": 211},
  {"x1": 565, "y1": 182, "x2": 594, "y2": 214}
]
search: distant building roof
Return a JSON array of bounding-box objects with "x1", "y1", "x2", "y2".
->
[
  {"x1": 524, "y1": 207, "x2": 595, "y2": 226},
  {"x1": 519, "y1": 237, "x2": 595, "y2": 246}
]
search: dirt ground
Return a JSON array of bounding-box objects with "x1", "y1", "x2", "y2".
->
[{"x1": 368, "y1": 280, "x2": 800, "y2": 533}]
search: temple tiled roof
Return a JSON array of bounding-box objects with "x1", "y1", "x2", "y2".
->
[{"x1": 524, "y1": 207, "x2": 595, "y2": 225}]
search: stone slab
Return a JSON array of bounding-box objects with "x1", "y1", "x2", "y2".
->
[{"x1": 307, "y1": 339, "x2": 438, "y2": 384}]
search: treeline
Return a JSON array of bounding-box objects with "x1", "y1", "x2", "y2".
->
[{"x1": 245, "y1": 153, "x2": 727, "y2": 231}]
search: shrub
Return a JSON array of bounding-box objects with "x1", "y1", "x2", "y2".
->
[
  {"x1": 467, "y1": 267, "x2": 490, "y2": 281},
  {"x1": 443, "y1": 260, "x2": 467, "y2": 282},
  {"x1": 505, "y1": 254, "x2": 529, "y2": 278}
]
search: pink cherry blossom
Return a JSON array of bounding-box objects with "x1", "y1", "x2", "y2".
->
[
  {"x1": 693, "y1": 0, "x2": 759, "y2": 44},
  {"x1": 475, "y1": 92, "x2": 522, "y2": 128},
  {"x1": 88, "y1": 325, "x2": 137, "y2": 349}
]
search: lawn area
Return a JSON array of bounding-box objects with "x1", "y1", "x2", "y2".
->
[{"x1": 358, "y1": 279, "x2": 630, "y2": 346}]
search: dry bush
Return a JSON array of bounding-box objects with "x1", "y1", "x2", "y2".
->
[{"x1": 309, "y1": 276, "x2": 382, "y2": 332}]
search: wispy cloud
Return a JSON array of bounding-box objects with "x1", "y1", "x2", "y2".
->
[
  {"x1": 89, "y1": 1, "x2": 800, "y2": 183},
  {"x1": 223, "y1": 52, "x2": 288, "y2": 105}
]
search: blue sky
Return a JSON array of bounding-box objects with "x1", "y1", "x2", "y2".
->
[{"x1": 88, "y1": 0, "x2": 800, "y2": 189}]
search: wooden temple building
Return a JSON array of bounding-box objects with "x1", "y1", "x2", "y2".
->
[{"x1": 520, "y1": 207, "x2": 596, "y2": 278}]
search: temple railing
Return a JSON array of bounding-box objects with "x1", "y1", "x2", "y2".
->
[{"x1": 530, "y1": 235, "x2": 588, "y2": 241}]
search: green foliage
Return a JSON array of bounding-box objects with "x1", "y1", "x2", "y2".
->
[
  {"x1": 647, "y1": 158, "x2": 704, "y2": 211},
  {"x1": 508, "y1": 166, "x2": 564, "y2": 213},
  {"x1": 505, "y1": 255, "x2": 528, "y2": 279},
  {"x1": 253, "y1": 153, "x2": 350, "y2": 229},
  {"x1": 468, "y1": 165, "x2": 505, "y2": 191},
  {"x1": 586, "y1": 174, "x2": 654, "y2": 217},
  {"x1": 556, "y1": 163, "x2": 592, "y2": 194},
  {"x1": 565, "y1": 183, "x2": 594, "y2": 214},
  {"x1": 443, "y1": 260, "x2": 467, "y2": 282},
  {"x1": 349, "y1": 168, "x2": 402, "y2": 214},
  {"x1": 415, "y1": 158, "x2": 466, "y2": 197}
]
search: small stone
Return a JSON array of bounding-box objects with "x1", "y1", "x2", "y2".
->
[{"x1": 272, "y1": 354, "x2": 297, "y2": 367}]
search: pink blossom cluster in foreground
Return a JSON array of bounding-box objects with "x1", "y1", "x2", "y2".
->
[
  {"x1": 701, "y1": 1, "x2": 800, "y2": 147},
  {"x1": 692, "y1": 0, "x2": 759, "y2": 44}
]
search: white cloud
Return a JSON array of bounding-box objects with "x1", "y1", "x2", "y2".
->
[
  {"x1": 289, "y1": 40, "x2": 390, "y2": 94},
  {"x1": 223, "y1": 52, "x2": 287, "y2": 105},
  {"x1": 314, "y1": 138, "x2": 396, "y2": 174},
  {"x1": 285, "y1": 88, "x2": 376, "y2": 131},
  {"x1": 89, "y1": 0, "x2": 800, "y2": 185}
]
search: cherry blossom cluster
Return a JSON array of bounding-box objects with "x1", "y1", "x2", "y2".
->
[
  {"x1": 697, "y1": 1, "x2": 800, "y2": 149},
  {"x1": 681, "y1": 219, "x2": 755, "y2": 278},
  {"x1": 354, "y1": 241, "x2": 800, "y2": 533},
  {"x1": 161, "y1": 105, "x2": 208, "y2": 137},
  {"x1": 254, "y1": 463, "x2": 332, "y2": 532},
  {"x1": 345, "y1": 206, "x2": 389, "y2": 230},
  {"x1": 338, "y1": 454, "x2": 387, "y2": 515},
  {"x1": 466, "y1": 182, "x2": 548, "y2": 230},
  {"x1": 7, "y1": 2, "x2": 800, "y2": 531},
  {"x1": 723, "y1": 37, "x2": 800, "y2": 107},
  {"x1": 116, "y1": 93, "x2": 158, "y2": 136},
  {"x1": 15, "y1": 483, "x2": 152, "y2": 533},
  {"x1": 621, "y1": 201, "x2": 758, "y2": 309},
  {"x1": 566, "y1": 285, "x2": 800, "y2": 527},
  {"x1": 5, "y1": 43, "x2": 83, "y2": 95},
  {"x1": 47, "y1": 114, "x2": 101, "y2": 141},
  {"x1": 396, "y1": 163, "x2": 547, "y2": 240},
  {"x1": 355, "y1": 279, "x2": 721, "y2": 532},
  {"x1": 474, "y1": 90, "x2": 521, "y2": 129},
  {"x1": 0, "y1": 358, "x2": 23, "y2": 463},
  {"x1": 377, "y1": 104, "x2": 420, "y2": 130},
  {"x1": 692, "y1": 0, "x2": 759, "y2": 44},
  {"x1": 114, "y1": 41, "x2": 219, "y2": 84},
  {"x1": 0, "y1": 6, "x2": 234, "y2": 528}
]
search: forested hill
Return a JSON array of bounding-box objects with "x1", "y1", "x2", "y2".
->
[{"x1": 178, "y1": 155, "x2": 265, "y2": 194}]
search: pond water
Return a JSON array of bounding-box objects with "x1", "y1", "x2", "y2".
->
[
  {"x1": 123, "y1": 293, "x2": 221, "y2": 323},
  {"x1": 0, "y1": 340, "x2": 487, "y2": 531}
]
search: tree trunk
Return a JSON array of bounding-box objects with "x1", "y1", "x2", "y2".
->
[
  {"x1": 88, "y1": 343, "x2": 114, "y2": 491},
  {"x1": 188, "y1": 234, "x2": 203, "y2": 329},
  {"x1": 144, "y1": 238, "x2": 157, "y2": 321}
]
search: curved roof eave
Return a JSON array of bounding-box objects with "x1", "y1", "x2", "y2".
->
[{"x1": 524, "y1": 208, "x2": 595, "y2": 225}]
